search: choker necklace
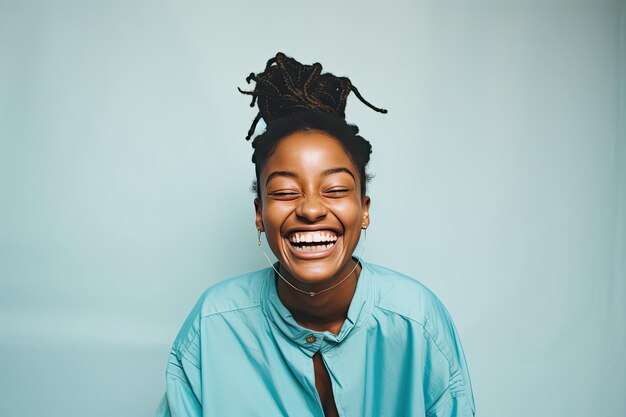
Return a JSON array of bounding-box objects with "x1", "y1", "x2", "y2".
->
[{"x1": 257, "y1": 229, "x2": 367, "y2": 297}]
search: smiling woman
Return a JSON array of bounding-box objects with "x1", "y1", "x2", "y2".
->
[
  {"x1": 155, "y1": 53, "x2": 476, "y2": 417},
  {"x1": 257, "y1": 131, "x2": 369, "y2": 291}
]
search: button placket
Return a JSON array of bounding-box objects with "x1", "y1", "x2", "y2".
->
[{"x1": 303, "y1": 333, "x2": 324, "y2": 352}]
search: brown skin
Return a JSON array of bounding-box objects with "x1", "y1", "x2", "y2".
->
[
  {"x1": 254, "y1": 131, "x2": 370, "y2": 417},
  {"x1": 254, "y1": 130, "x2": 370, "y2": 333},
  {"x1": 313, "y1": 352, "x2": 339, "y2": 417}
]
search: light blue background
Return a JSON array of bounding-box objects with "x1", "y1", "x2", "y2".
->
[{"x1": 1, "y1": 1, "x2": 625, "y2": 416}]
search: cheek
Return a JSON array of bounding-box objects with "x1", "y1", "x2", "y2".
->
[
  {"x1": 330, "y1": 200, "x2": 363, "y2": 227},
  {"x1": 262, "y1": 203, "x2": 294, "y2": 233}
]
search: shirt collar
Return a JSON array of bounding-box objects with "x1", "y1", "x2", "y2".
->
[{"x1": 261, "y1": 258, "x2": 374, "y2": 354}]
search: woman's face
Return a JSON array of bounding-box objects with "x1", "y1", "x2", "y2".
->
[{"x1": 255, "y1": 130, "x2": 370, "y2": 285}]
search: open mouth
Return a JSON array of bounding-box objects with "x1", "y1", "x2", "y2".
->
[{"x1": 287, "y1": 230, "x2": 339, "y2": 253}]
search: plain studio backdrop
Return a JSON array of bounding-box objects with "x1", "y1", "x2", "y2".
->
[{"x1": 1, "y1": 1, "x2": 625, "y2": 416}]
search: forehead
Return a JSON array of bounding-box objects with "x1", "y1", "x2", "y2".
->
[{"x1": 262, "y1": 131, "x2": 357, "y2": 177}]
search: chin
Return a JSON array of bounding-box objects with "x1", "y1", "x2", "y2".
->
[
  {"x1": 282, "y1": 252, "x2": 357, "y2": 287},
  {"x1": 290, "y1": 264, "x2": 341, "y2": 284},
  {"x1": 269, "y1": 233, "x2": 357, "y2": 284}
]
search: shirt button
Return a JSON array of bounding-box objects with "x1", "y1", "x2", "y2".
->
[{"x1": 305, "y1": 335, "x2": 316, "y2": 343}]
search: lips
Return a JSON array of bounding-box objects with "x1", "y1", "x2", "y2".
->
[{"x1": 285, "y1": 229, "x2": 340, "y2": 255}]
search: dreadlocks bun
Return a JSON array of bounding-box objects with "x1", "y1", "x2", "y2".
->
[{"x1": 239, "y1": 52, "x2": 387, "y2": 140}]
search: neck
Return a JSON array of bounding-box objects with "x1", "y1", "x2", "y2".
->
[{"x1": 276, "y1": 260, "x2": 361, "y2": 335}]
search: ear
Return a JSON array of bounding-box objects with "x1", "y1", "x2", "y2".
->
[
  {"x1": 254, "y1": 198, "x2": 264, "y2": 232},
  {"x1": 361, "y1": 195, "x2": 371, "y2": 229}
]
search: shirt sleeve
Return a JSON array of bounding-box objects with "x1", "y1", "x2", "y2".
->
[
  {"x1": 155, "y1": 295, "x2": 206, "y2": 417},
  {"x1": 423, "y1": 297, "x2": 476, "y2": 417},
  {"x1": 425, "y1": 372, "x2": 475, "y2": 417},
  {"x1": 154, "y1": 341, "x2": 202, "y2": 417}
]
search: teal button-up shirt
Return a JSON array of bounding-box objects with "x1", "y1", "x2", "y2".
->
[{"x1": 156, "y1": 261, "x2": 475, "y2": 416}]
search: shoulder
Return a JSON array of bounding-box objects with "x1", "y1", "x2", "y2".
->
[
  {"x1": 196, "y1": 267, "x2": 268, "y2": 317},
  {"x1": 366, "y1": 262, "x2": 461, "y2": 351},
  {"x1": 170, "y1": 267, "x2": 269, "y2": 356},
  {"x1": 367, "y1": 262, "x2": 450, "y2": 325},
  {"x1": 366, "y1": 262, "x2": 474, "y2": 407}
]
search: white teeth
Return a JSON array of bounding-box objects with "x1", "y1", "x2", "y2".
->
[
  {"x1": 293, "y1": 242, "x2": 335, "y2": 252},
  {"x1": 288, "y1": 231, "x2": 338, "y2": 243}
]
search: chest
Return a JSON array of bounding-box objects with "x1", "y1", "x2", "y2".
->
[
  {"x1": 313, "y1": 352, "x2": 339, "y2": 417},
  {"x1": 199, "y1": 313, "x2": 428, "y2": 416}
]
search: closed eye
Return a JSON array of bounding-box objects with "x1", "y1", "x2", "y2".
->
[
  {"x1": 269, "y1": 191, "x2": 301, "y2": 200},
  {"x1": 323, "y1": 188, "x2": 351, "y2": 197}
]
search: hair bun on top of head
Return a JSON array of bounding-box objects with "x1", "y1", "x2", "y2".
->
[{"x1": 238, "y1": 52, "x2": 388, "y2": 140}]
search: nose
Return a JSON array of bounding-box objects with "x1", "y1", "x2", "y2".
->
[{"x1": 295, "y1": 194, "x2": 328, "y2": 223}]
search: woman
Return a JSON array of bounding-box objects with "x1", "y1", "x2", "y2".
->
[{"x1": 156, "y1": 53, "x2": 475, "y2": 417}]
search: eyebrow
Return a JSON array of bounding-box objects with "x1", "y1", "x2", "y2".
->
[
  {"x1": 322, "y1": 167, "x2": 356, "y2": 181},
  {"x1": 265, "y1": 171, "x2": 298, "y2": 187},
  {"x1": 265, "y1": 167, "x2": 356, "y2": 187}
]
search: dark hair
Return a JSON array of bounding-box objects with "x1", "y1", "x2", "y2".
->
[
  {"x1": 239, "y1": 52, "x2": 387, "y2": 199},
  {"x1": 250, "y1": 110, "x2": 373, "y2": 198}
]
